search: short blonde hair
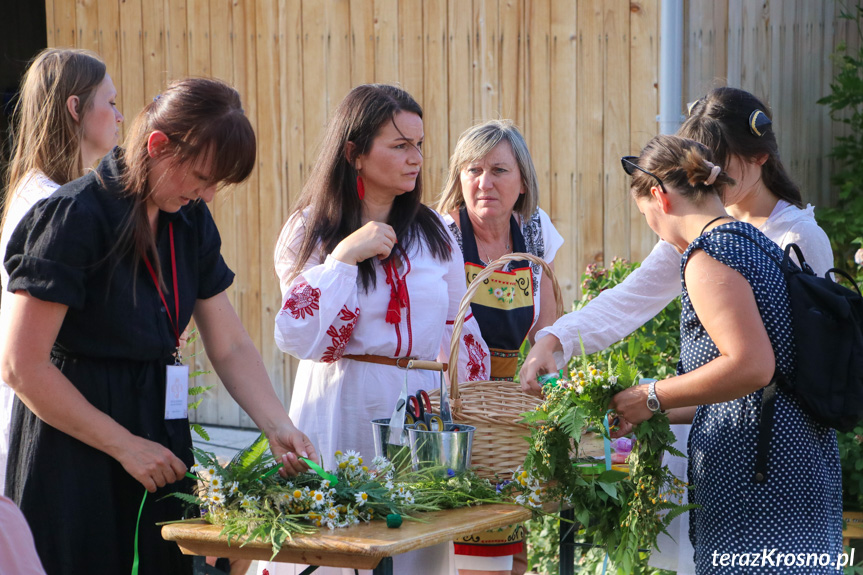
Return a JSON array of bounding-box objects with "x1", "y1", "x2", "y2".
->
[{"x1": 436, "y1": 119, "x2": 539, "y2": 219}]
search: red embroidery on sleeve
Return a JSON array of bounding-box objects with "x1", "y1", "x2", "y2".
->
[
  {"x1": 282, "y1": 281, "x2": 321, "y2": 319},
  {"x1": 321, "y1": 306, "x2": 360, "y2": 363},
  {"x1": 463, "y1": 334, "x2": 488, "y2": 381}
]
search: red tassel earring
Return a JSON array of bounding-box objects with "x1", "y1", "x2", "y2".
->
[{"x1": 356, "y1": 175, "x2": 365, "y2": 200}]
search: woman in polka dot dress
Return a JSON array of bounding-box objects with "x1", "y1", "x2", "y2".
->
[{"x1": 610, "y1": 135, "x2": 842, "y2": 574}]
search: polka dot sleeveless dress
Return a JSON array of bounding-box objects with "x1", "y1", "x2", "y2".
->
[{"x1": 680, "y1": 222, "x2": 842, "y2": 574}]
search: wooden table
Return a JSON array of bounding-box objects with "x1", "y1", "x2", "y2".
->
[{"x1": 162, "y1": 503, "x2": 532, "y2": 574}]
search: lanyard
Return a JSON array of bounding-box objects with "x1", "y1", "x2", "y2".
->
[{"x1": 143, "y1": 222, "x2": 181, "y2": 364}]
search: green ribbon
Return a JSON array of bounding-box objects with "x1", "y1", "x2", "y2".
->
[
  {"x1": 300, "y1": 457, "x2": 339, "y2": 486},
  {"x1": 131, "y1": 473, "x2": 199, "y2": 574},
  {"x1": 600, "y1": 411, "x2": 614, "y2": 575},
  {"x1": 131, "y1": 489, "x2": 148, "y2": 575},
  {"x1": 256, "y1": 458, "x2": 338, "y2": 486}
]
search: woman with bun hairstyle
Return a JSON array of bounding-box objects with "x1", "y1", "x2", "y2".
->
[
  {"x1": 520, "y1": 88, "x2": 835, "y2": 572},
  {"x1": 609, "y1": 135, "x2": 841, "y2": 573}
]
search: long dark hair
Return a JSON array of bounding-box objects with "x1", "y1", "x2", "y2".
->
[
  {"x1": 120, "y1": 77, "x2": 255, "y2": 286},
  {"x1": 285, "y1": 84, "x2": 451, "y2": 290},
  {"x1": 680, "y1": 86, "x2": 803, "y2": 208}
]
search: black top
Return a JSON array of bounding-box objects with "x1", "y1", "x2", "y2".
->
[
  {"x1": 5, "y1": 147, "x2": 233, "y2": 360},
  {"x1": 4, "y1": 148, "x2": 234, "y2": 575}
]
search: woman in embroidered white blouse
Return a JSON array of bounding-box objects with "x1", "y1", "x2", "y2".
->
[
  {"x1": 520, "y1": 86, "x2": 833, "y2": 575},
  {"x1": 267, "y1": 84, "x2": 487, "y2": 575}
]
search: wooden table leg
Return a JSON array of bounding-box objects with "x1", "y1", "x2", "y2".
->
[
  {"x1": 559, "y1": 508, "x2": 575, "y2": 575},
  {"x1": 372, "y1": 556, "x2": 393, "y2": 575}
]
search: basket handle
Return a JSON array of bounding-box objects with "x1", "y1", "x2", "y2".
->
[{"x1": 448, "y1": 252, "x2": 565, "y2": 397}]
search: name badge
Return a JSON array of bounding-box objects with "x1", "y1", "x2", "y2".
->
[{"x1": 164, "y1": 364, "x2": 189, "y2": 420}]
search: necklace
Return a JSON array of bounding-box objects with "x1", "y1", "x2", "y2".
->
[
  {"x1": 476, "y1": 236, "x2": 510, "y2": 264},
  {"x1": 700, "y1": 215, "x2": 734, "y2": 236}
]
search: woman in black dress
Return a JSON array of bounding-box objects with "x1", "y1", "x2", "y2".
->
[{"x1": 2, "y1": 77, "x2": 317, "y2": 575}]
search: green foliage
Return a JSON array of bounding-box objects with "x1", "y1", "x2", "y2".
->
[
  {"x1": 574, "y1": 259, "x2": 681, "y2": 380},
  {"x1": 819, "y1": 1, "x2": 863, "y2": 516},
  {"x1": 817, "y1": 3, "x2": 863, "y2": 285},
  {"x1": 175, "y1": 439, "x2": 531, "y2": 559},
  {"x1": 840, "y1": 425, "x2": 863, "y2": 512},
  {"x1": 521, "y1": 352, "x2": 692, "y2": 573},
  {"x1": 523, "y1": 258, "x2": 683, "y2": 572},
  {"x1": 190, "y1": 423, "x2": 210, "y2": 441},
  {"x1": 526, "y1": 514, "x2": 560, "y2": 574}
]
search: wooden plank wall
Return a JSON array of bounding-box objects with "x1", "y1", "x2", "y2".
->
[
  {"x1": 684, "y1": 0, "x2": 846, "y2": 209},
  {"x1": 43, "y1": 0, "x2": 845, "y2": 427}
]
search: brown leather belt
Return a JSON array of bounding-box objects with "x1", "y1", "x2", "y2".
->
[{"x1": 343, "y1": 354, "x2": 447, "y2": 372}]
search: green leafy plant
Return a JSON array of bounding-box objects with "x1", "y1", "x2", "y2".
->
[
  {"x1": 840, "y1": 426, "x2": 863, "y2": 512},
  {"x1": 167, "y1": 435, "x2": 538, "y2": 559},
  {"x1": 574, "y1": 258, "x2": 681, "y2": 379},
  {"x1": 523, "y1": 258, "x2": 682, "y2": 572},
  {"x1": 819, "y1": 1, "x2": 863, "y2": 520},
  {"x1": 185, "y1": 328, "x2": 213, "y2": 440},
  {"x1": 520, "y1": 352, "x2": 692, "y2": 574},
  {"x1": 818, "y1": 1, "x2": 863, "y2": 286}
]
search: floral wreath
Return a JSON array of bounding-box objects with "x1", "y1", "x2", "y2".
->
[{"x1": 521, "y1": 351, "x2": 693, "y2": 571}]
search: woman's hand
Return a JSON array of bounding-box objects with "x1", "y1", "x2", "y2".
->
[
  {"x1": 609, "y1": 383, "x2": 654, "y2": 428},
  {"x1": 194, "y1": 293, "x2": 320, "y2": 477},
  {"x1": 331, "y1": 221, "x2": 397, "y2": 265},
  {"x1": 608, "y1": 413, "x2": 634, "y2": 439},
  {"x1": 113, "y1": 435, "x2": 189, "y2": 493},
  {"x1": 520, "y1": 335, "x2": 562, "y2": 397},
  {"x1": 267, "y1": 422, "x2": 319, "y2": 476}
]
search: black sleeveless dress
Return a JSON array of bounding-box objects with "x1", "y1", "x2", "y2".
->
[
  {"x1": 4, "y1": 149, "x2": 233, "y2": 575},
  {"x1": 680, "y1": 221, "x2": 841, "y2": 574}
]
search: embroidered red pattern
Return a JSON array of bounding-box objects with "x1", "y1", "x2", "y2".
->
[
  {"x1": 463, "y1": 333, "x2": 488, "y2": 381},
  {"x1": 283, "y1": 281, "x2": 321, "y2": 320},
  {"x1": 321, "y1": 306, "x2": 360, "y2": 363}
]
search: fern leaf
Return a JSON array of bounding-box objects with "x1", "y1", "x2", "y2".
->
[
  {"x1": 190, "y1": 423, "x2": 210, "y2": 441},
  {"x1": 170, "y1": 492, "x2": 202, "y2": 505}
]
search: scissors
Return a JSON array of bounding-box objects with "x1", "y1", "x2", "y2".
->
[
  {"x1": 407, "y1": 390, "x2": 444, "y2": 431},
  {"x1": 395, "y1": 397, "x2": 416, "y2": 425}
]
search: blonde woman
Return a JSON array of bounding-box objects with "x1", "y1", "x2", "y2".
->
[{"x1": 437, "y1": 120, "x2": 563, "y2": 575}]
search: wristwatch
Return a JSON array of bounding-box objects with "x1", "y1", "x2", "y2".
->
[{"x1": 644, "y1": 378, "x2": 662, "y2": 413}]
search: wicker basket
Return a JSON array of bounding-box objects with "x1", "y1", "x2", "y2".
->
[{"x1": 428, "y1": 252, "x2": 565, "y2": 479}]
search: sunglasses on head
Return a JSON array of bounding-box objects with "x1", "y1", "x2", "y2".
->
[{"x1": 620, "y1": 156, "x2": 667, "y2": 194}]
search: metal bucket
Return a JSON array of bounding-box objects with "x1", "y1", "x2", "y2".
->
[
  {"x1": 407, "y1": 424, "x2": 475, "y2": 475},
  {"x1": 370, "y1": 418, "x2": 412, "y2": 464}
]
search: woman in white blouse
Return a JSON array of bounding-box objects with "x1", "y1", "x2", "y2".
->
[
  {"x1": 265, "y1": 84, "x2": 487, "y2": 575},
  {"x1": 520, "y1": 86, "x2": 833, "y2": 574}
]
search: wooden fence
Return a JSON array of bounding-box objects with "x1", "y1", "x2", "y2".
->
[{"x1": 42, "y1": 0, "x2": 852, "y2": 427}]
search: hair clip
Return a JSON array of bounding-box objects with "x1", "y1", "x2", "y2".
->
[
  {"x1": 749, "y1": 109, "x2": 771, "y2": 136},
  {"x1": 153, "y1": 94, "x2": 162, "y2": 102},
  {"x1": 686, "y1": 99, "x2": 701, "y2": 116},
  {"x1": 704, "y1": 164, "x2": 721, "y2": 186}
]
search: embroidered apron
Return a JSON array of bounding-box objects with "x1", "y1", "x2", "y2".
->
[
  {"x1": 456, "y1": 208, "x2": 535, "y2": 559},
  {"x1": 459, "y1": 208, "x2": 536, "y2": 381}
]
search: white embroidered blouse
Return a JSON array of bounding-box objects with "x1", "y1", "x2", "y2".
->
[{"x1": 273, "y1": 210, "x2": 490, "y2": 470}]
